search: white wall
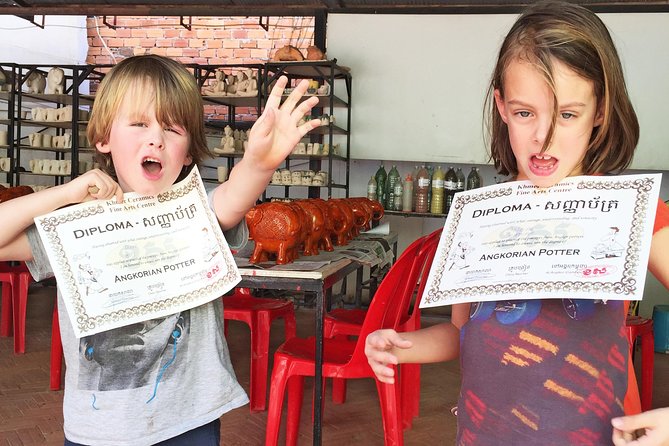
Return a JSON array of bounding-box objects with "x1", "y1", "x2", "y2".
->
[
  {"x1": 0, "y1": 15, "x2": 88, "y2": 64},
  {"x1": 327, "y1": 13, "x2": 669, "y2": 170}
]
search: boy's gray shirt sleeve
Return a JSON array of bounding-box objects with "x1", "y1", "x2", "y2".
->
[{"x1": 25, "y1": 225, "x2": 55, "y2": 282}]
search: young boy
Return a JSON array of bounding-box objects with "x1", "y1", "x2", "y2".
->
[{"x1": 0, "y1": 55, "x2": 321, "y2": 445}]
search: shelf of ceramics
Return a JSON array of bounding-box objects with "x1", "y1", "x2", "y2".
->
[
  {"x1": 288, "y1": 94, "x2": 349, "y2": 109},
  {"x1": 309, "y1": 124, "x2": 347, "y2": 135},
  {"x1": 20, "y1": 93, "x2": 95, "y2": 107},
  {"x1": 212, "y1": 152, "x2": 347, "y2": 162},
  {"x1": 17, "y1": 144, "x2": 94, "y2": 153},
  {"x1": 201, "y1": 95, "x2": 260, "y2": 108},
  {"x1": 265, "y1": 61, "x2": 350, "y2": 80},
  {"x1": 0, "y1": 119, "x2": 10, "y2": 125},
  {"x1": 19, "y1": 119, "x2": 88, "y2": 129}
]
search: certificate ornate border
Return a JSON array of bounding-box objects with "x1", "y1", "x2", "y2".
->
[
  {"x1": 423, "y1": 176, "x2": 656, "y2": 305},
  {"x1": 36, "y1": 169, "x2": 240, "y2": 334}
]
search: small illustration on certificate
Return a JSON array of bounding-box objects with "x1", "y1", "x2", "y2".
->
[
  {"x1": 420, "y1": 174, "x2": 662, "y2": 316},
  {"x1": 34, "y1": 166, "x2": 241, "y2": 337}
]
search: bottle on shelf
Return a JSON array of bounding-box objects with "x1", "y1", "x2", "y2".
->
[
  {"x1": 426, "y1": 165, "x2": 434, "y2": 211},
  {"x1": 393, "y1": 178, "x2": 403, "y2": 211},
  {"x1": 367, "y1": 175, "x2": 377, "y2": 201},
  {"x1": 455, "y1": 167, "x2": 466, "y2": 193},
  {"x1": 430, "y1": 165, "x2": 445, "y2": 214},
  {"x1": 444, "y1": 166, "x2": 458, "y2": 213},
  {"x1": 402, "y1": 173, "x2": 413, "y2": 212},
  {"x1": 466, "y1": 166, "x2": 482, "y2": 190},
  {"x1": 415, "y1": 165, "x2": 430, "y2": 213},
  {"x1": 375, "y1": 164, "x2": 388, "y2": 208},
  {"x1": 386, "y1": 165, "x2": 400, "y2": 210},
  {"x1": 412, "y1": 165, "x2": 420, "y2": 211}
]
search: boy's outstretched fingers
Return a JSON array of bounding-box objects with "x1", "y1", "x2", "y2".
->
[
  {"x1": 365, "y1": 329, "x2": 412, "y2": 384},
  {"x1": 611, "y1": 408, "x2": 669, "y2": 446}
]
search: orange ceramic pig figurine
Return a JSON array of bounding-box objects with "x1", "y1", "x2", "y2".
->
[{"x1": 245, "y1": 202, "x2": 303, "y2": 264}]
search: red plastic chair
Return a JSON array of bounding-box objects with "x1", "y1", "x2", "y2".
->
[
  {"x1": 626, "y1": 315, "x2": 654, "y2": 411},
  {"x1": 0, "y1": 261, "x2": 33, "y2": 354},
  {"x1": 264, "y1": 233, "x2": 438, "y2": 446},
  {"x1": 50, "y1": 298, "x2": 63, "y2": 390},
  {"x1": 0, "y1": 261, "x2": 18, "y2": 338},
  {"x1": 322, "y1": 229, "x2": 442, "y2": 428},
  {"x1": 223, "y1": 287, "x2": 296, "y2": 412}
]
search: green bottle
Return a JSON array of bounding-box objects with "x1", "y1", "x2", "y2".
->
[
  {"x1": 386, "y1": 165, "x2": 400, "y2": 210},
  {"x1": 375, "y1": 164, "x2": 388, "y2": 208}
]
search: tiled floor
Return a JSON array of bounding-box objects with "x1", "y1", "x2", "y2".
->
[{"x1": 1, "y1": 283, "x2": 668, "y2": 445}]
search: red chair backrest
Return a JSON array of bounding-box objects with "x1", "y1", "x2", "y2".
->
[
  {"x1": 406, "y1": 229, "x2": 442, "y2": 325},
  {"x1": 349, "y1": 230, "x2": 442, "y2": 363}
]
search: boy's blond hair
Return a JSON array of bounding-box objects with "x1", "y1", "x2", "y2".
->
[{"x1": 87, "y1": 55, "x2": 211, "y2": 181}]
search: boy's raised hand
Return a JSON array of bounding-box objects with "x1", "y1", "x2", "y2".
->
[
  {"x1": 612, "y1": 408, "x2": 669, "y2": 446},
  {"x1": 245, "y1": 76, "x2": 321, "y2": 172},
  {"x1": 365, "y1": 329, "x2": 413, "y2": 384}
]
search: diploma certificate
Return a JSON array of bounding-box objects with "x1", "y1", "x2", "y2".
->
[
  {"x1": 421, "y1": 174, "x2": 662, "y2": 308},
  {"x1": 35, "y1": 166, "x2": 241, "y2": 337}
]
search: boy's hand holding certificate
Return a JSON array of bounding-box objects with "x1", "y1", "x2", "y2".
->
[
  {"x1": 35, "y1": 166, "x2": 241, "y2": 337},
  {"x1": 421, "y1": 174, "x2": 662, "y2": 309}
]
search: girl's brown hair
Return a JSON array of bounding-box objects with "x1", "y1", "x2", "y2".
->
[
  {"x1": 485, "y1": 0, "x2": 639, "y2": 177},
  {"x1": 87, "y1": 55, "x2": 211, "y2": 181}
]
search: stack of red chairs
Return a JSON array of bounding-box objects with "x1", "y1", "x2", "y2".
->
[
  {"x1": 264, "y1": 231, "x2": 440, "y2": 446},
  {"x1": 1, "y1": 261, "x2": 63, "y2": 390},
  {"x1": 0, "y1": 261, "x2": 33, "y2": 353},
  {"x1": 223, "y1": 287, "x2": 296, "y2": 412},
  {"x1": 322, "y1": 229, "x2": 442, "y2": 428}
]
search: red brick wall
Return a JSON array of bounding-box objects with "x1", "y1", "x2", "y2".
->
[
  {"x1": 85, "y1": 16, "x2": 315, "y2": 121},
  {"x1": 86, "y1": 16, "x2": 315, "y2": 65}
]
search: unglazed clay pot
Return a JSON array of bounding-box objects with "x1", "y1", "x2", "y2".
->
[
  {"x1": 294, "y1": 200, "x2": 325, "y2": 256},
  {"x1": 46, "y1": 67, "x2": 65, "y2": 95},
  {"x1": 246, "y1": 202, "x2": 303, "y2": 265}
]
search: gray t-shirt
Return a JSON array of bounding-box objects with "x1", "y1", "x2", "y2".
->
[{"x1": 26, "y1": 192, "x2": 249, "y2": 445}]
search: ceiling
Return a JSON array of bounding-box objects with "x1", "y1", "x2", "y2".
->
[{"x1": 1, "y1": 0, "x2": 669, "y2": 17}]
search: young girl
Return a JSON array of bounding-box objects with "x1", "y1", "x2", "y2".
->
[
  {"x1": 365, "y1": 2, "x2": 669, "y2": 445},
  {"x1": 0, "y1": 55, "x2": 321, "y2": 445}
]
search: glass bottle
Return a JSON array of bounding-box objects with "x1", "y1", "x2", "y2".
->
[
  {"x1": 414, "y1": 165, "x2": 430, "y2": 213},
  {"x1": 375, "y1": 164, "x2": 388, "y2": 208},
  {"x1": 402, "y1": 174, "x2": 413, "y2": 212},
  {"x1": 386, "y1": 165, "x2": 400, "y2": 210},
  {"x1": 444, "y1": 166, "x2": 458, "y2": 213},
  {"x1": 426, "y1": 165, "x2": 434, "y2": 211},
  {"x1": 367, "y1": 175, "x2": 377, "y2": 201},
  {"x1": 466, "y1": 166, "x2": 482, "y2": 190},
  {"x1": 430, "y1": 165, "x2": 445, "y2": 214},
  {"x1": 412, "y1": 165, "x2": 420, "y2": 211},
  {"x1": 455, "y1": 167, "x2": 466, "y2": 193},
  {"x1": 393, "y1": 179, "x2": 403, "y2": 211}
]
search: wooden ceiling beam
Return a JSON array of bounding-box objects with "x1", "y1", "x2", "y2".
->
[{"x1": 1, "y1": 1, "x2": 668, "y2": 16}]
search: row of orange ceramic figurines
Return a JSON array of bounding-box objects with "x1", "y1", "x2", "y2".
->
[{"x1": 245, "y1": 197, "x2": 384, "y2": 265}]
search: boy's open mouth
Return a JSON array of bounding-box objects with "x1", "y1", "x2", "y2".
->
[{"x1": 142, "y1": 157, "x2": 162, "y2": 175}]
